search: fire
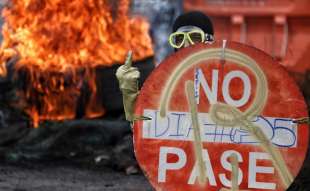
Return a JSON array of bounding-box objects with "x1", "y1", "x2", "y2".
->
[{"x1": 0, "y1": 0, "x2": 154, "y2": 127}]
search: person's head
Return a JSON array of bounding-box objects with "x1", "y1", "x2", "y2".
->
[{"x1": 169, "y1": 11, "x2": 214, "y2": 50}]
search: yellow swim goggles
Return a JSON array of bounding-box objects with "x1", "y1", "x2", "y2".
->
[{"x1": 169, "y1": 30, "x2": 214, "y2": 49}]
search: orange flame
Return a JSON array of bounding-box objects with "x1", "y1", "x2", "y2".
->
[{"x1": 0, "y1": 0, "x2": 154, "y2": 127}]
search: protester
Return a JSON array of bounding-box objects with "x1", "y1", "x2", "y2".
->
[{"x1": 116, "y1": 11, "x2": 214, "y2": 122}]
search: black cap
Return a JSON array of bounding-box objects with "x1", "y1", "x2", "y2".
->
[{"x1": 172, "y1": 11, "x2": 214, "y2": 35}]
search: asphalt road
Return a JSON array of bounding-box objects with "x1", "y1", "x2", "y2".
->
[{"x1": 0, "y1": 164, "x2": 153, "y2": 191}]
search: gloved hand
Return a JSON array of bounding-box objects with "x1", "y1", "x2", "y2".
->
[{"x1": 116, "y1": 51, "x2": 140, "y2": 122}]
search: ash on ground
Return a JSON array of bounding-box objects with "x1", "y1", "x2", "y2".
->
[{"x1": 0, "y1": 164, "x2": 152, "y2": 191}]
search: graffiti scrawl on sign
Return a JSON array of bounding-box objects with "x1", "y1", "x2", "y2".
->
[{"x1": 133, "y1": 41, "x2": 308, "y2": 191}]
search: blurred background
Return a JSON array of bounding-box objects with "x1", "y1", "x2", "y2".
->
[
  {"x1": 1, "y1": 0, "x2": 310, "y2": 80},
  {"x1": 135, "y1": 0, "x2": 310, "y2": 83},
  {"x1": 0, "y1": 0, "x2": 309, "y2": 191}
]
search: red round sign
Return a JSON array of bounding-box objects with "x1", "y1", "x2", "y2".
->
[{"x1": 133, "y1": 41, "x2": 308, "y2": 191}]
